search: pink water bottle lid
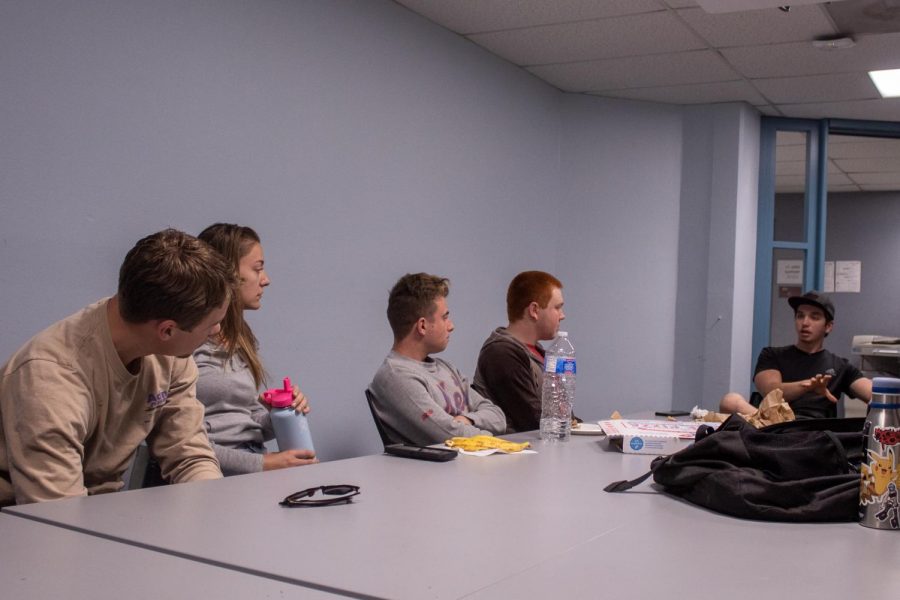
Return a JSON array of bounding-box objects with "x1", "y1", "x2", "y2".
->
[{"x1": 262, "y1": 377, "x2": 294, "y2": 408}]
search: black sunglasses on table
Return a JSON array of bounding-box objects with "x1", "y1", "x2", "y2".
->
[{"x1": 279, "y1": 484, "x2": 360, "y2": 507}]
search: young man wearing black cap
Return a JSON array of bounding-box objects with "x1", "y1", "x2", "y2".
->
[{"x1": 720, "y1": 291, "x2": 872, "y2": 419}]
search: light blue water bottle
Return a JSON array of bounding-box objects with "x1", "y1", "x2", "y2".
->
[
  {"x1": 540, "y1": 332, "x2": 576, "y2": 442},
  {"x1": 263, "y1": 377, "x2": 315, "y2": 453}
]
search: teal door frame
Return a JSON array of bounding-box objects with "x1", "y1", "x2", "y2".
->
[{"x1": 752, "y1": 117, "x2": 826, "y2": 374}]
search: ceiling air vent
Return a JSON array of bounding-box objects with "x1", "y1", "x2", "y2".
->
[{"x1": 826, "y1": 0, "x2": 900, "y2": 35}]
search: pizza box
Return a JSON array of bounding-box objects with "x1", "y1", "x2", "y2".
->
[{"x1": 598, "y1": 419, "x2": 719, "y2": 455}]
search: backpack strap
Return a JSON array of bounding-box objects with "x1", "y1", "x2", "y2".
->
[
  {"x1": 604, "y1": 417, "x2": 743, "y2": 493},
  {"x1": 604, "y1": 455, "x2": 667, "y2": 493}
]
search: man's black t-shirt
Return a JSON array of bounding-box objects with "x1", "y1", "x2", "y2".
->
[{"x1": 754, "y1": 345, "x2": 865, "y2": 419}]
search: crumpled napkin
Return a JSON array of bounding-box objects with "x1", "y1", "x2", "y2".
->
[{"x1": 457, "y1": 448, "x2": 538, "y2": 457}]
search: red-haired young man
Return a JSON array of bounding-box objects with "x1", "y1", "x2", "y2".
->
[{"x1": 473, "y1": 271, "x2": 566, "y2": 433}]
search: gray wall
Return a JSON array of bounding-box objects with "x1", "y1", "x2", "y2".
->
[
  {"x1": 558, "y1": 94, "x2": 683, "y2": 415},
  {"x1": 826, "y1": 191, "x2": 900, "y2": 360},
  {"x1": 1, "y1": 0, "x2": 756, "y2": 461},
  {"x1": 672, "y1": 105, "x2": 760, "y2": 409}
]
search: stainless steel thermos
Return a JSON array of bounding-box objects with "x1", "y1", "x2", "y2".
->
[{"x1": 860, "y1": 377, "x2": 900, "y2": 529}]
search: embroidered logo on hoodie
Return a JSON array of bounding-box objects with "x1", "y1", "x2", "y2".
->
[{"x1": 147, "y1": 391, "x2": 169, "y2": 409}]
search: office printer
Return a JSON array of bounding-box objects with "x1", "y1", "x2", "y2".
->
[{"x1": 852, "y1": 335, "x2": 900, "y2": 377}]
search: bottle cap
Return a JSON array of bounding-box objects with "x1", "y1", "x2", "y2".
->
[
  {"x1": 262, "y1": 377, "x2": 294, "y2": 408},
  {"x1": 873, "y1": 377, "x2": 900, "y2": 395}
]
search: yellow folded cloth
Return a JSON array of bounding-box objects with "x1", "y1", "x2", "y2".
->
[{"x1": 444, "y1": 435, "x2": 531, "y2": 453}]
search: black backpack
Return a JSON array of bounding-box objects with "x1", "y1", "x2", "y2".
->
[{"x1": 605, "y1": 415, "x2": 865, "y2": 522}]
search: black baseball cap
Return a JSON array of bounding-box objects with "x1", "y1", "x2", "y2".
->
[{"x1": 788, "y1": 291, "x2": 835, "y2": 321}]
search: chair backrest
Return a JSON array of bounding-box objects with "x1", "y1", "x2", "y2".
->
[
  {"x1": 365, "y1": 388, "x2": 402, "y2": 446},
  {"x1": 123, "y1": 443, "x2": 168, "y2": 490}
]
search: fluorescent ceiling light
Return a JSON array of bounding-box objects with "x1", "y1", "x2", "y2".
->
[{"x1": 869, "y1": 69, "x2": 900, "y2": 98}]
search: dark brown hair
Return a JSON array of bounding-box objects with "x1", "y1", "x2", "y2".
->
[
  {"x1": 507, "y1": 271, "x2": 563, "y2": 323},
  {"x1": 198, "y1": 223, "x2": 266, "y2": 387},
  {"x1": 387, "y1": 273, "x2": 450, "y2": 341},
  {"x1": 118, "y1": 229, "x2": 236, "y2": 331}
]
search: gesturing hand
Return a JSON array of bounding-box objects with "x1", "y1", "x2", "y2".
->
[{"x1": 802, "y1": 373, "x2": 837, "y2": 403}]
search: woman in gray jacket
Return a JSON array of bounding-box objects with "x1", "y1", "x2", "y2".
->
[{"x1": 194, "y1": 223, "x2": 316, "y2": 475}]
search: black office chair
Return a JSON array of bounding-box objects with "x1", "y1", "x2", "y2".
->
[
  {"x1": 749, "y1": 391, "x2": 763, "y2": 408},
  {"x1": 124, "y1": 443, "x2": 168, "y2": 490},
  {"x1": 364, "y1": 388, "x2": 406, "y2": 446}
]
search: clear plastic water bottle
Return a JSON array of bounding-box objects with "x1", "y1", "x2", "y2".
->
[
  {"x1": 262, "y1": 377, "x2": 315, "y2": 453},
  {"x1": 540, "y1": 332, "x2": 576, "y2": 442}
]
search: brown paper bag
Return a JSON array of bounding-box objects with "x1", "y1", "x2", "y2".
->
[
  {"x1": 742, "y1": 388, "x2": 795, "y2": 428},
  {"x1": 695, "y1": 389, "x2": 796, "y2": 427}
]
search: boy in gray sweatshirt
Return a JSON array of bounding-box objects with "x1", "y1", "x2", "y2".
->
[{"x1": 369, "y1": 273, "x2": 506, "y2": 446}]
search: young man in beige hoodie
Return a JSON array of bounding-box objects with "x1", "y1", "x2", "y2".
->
[{"x1": 0, "y1": 229, "x2": 236, "y2": 506}]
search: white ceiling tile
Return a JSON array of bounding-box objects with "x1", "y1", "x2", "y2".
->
[
  {"x1": 826, "y1": 1, "x2": 900, "y2": 36},
  {"x1": 775, "y1": 145, "x2": 806, "y2": 162},
  {"x1": 755, "y1": 104, "x2": 782, "y2": 116},
  {"x1": 859, "y1": 184, "x2": 900, "y2": 191},
  {"x1": 468, "y1": 11, "x2": 705, "y2": 66},
  {"x1": 828, "y1": 172, "x2": 854, "y2": 185},
  {"x1": 595, "y1": 79, "x2": 766, "y2": 104},
  {"x1": 396, "y1": 0, "x2": 900, "y2": 150},
  {"x1": 776, "y1": 131, "x2": 808, "y2": 146},
  {"x1": 849, "y1": 171, "x2": 900, "y2": 185},
  {"x1": 828, "y1": 138, "x2": 900, "y2": 159},
  {"x1": 721, "y1": 32, "x2": 900, "y2": 79},
  {"x1": 775, "y1": 160, "x2": 807, "y2": 175},
  {"x1": 773, "y1": 159, "x2": 842, "y2": 175},
  {"x1": 753, "y1": 72, "x2": 880, "y2": 104},
  {"x1": 776, "y1": 182, "x2": 807, "y2": 193},
  {"x1": 829, "y1": 134, "x2": 869, "y2": 145},
  {"x1": 696, "y1": 0, "x2": 832, "y2": 13},
  {"x1": 677, "y1": 5, "x2": 836, "y2": 48},
  {"x1": 833, "y1": 157, "x2": 900, "y2": 173},
  {"x1": 826, "y1": 184, "x2": 863, "y2": 192},
  {"x1": 529, "y1": 49, "x2": 739, "y2": 91},
  {"x1": 776, "y1": 98, "x2": 900, "y2": 121},
  {"x1": 394, "y1": 0, "x2": 664, "y2": 35}
]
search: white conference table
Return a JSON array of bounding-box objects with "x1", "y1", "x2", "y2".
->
[
  {"x1": 0, "y1": 513, "x2": 341, "y2": 599},
  {"x1": 6, "y1": 430, "x2": 900, "y2": 599}
]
